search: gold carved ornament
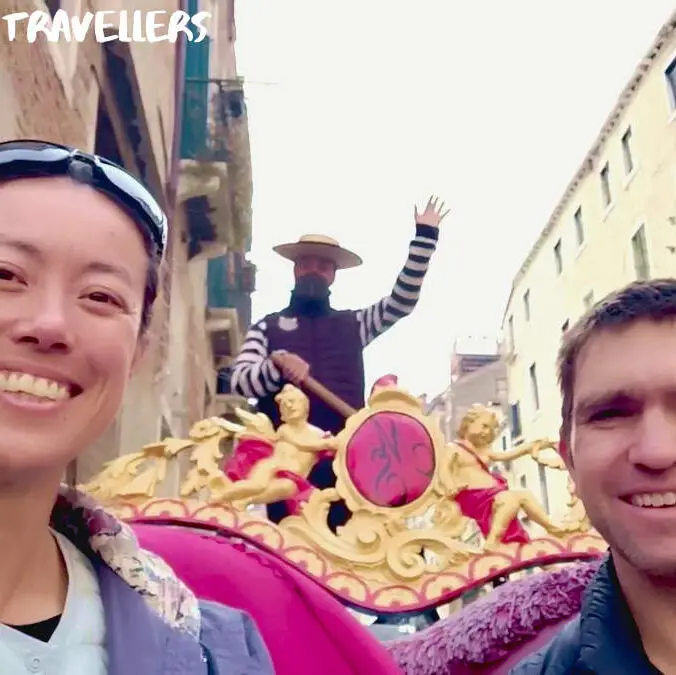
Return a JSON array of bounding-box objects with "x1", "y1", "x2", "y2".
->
[{"x1": 80, "y1": 380, "x2": 606, "y2": 612}]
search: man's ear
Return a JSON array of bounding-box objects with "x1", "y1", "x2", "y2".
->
[
  {"x1": 130, "y1": 333, "x2": 149, "y2": 378},
  {"x1": 558, "y1": 433, "x2": 574, "y2": 473}
]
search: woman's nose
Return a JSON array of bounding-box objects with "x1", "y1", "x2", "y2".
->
[{"x1": 9, "y1": 295, "x2": 74, "y2": 354}]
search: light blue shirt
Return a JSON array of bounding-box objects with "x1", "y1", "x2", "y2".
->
[{"x1": 0, "y1": 531, "x2": 107, "y2": 674}]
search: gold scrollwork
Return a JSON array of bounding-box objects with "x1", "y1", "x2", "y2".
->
[{"x1": 81, "y1": 380, "x2": 603, "y2": 604}]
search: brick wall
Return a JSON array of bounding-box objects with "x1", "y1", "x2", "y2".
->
[
  {"x1": 0, "y1": 0, "x2": 100, "y2": 145},
  {"x1": 0, "y1": 0, "x2": 177, "y2": 160}
]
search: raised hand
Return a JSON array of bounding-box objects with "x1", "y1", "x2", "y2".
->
[{"x1": 414, "y1": 195, "x2": 450, "y2": 228}]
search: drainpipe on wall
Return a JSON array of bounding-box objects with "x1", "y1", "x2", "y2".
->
[
  {"x1": 152, "y1": 0, "x2": 187, "y2": 417},
  {"x1": 164, "y1": 0, "x2": 188, "y2": 283},
  {"x1": 157, "y1": 0, "x2": 187, "y2": 343}
]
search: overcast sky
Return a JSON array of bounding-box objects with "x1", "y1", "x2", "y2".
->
[{"x1": 234, "y1": 1, "x2": 675, "y2": 397}]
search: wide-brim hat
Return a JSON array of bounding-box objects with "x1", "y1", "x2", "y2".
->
[{"x1": 273, "y1": 234, "x2": 363, "y2": 270}]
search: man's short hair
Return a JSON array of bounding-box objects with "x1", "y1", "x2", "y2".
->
[{"x1": 558, "y1": 278, "x2": 676, "y2": 444}]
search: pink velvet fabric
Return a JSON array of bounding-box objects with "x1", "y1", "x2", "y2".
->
[{"x1": 132, "y1": 522, "x2": 402, "y2": 675}]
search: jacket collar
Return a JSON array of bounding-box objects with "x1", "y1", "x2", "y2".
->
[
  {"x1": 96, "y1": 562, "x2": 207, "y2": 675},
  {"x1": 49, "y1": 486, "x2": 201, "y2": 639},
  {"x1": 577, "y1": 555, "x2": 660, "y2": 674}
]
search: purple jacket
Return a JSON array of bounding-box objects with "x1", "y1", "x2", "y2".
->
[{"x1": 97, "y1": 560, "x2": 274, "y2": 674}]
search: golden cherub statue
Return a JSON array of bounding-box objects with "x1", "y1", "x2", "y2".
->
[
  {"x1": 179, "y1": 418, "x2": 235, "y2": 498},
  {"x1": 210, "y1": 384, "x2": 338, "y2": 508},
  {"x1": 443, "y1": 405, "x2": 578, "y2": 550}
]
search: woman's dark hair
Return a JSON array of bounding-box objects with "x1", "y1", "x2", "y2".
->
[{"x1": 140, "y1": 241, "x2": 162, "y2": 334}]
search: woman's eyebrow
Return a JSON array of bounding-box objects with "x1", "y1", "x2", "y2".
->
[
  {"x1": 0, "y1": 236, "x2": 133, "y2": 285},
  {"x1": 0, "y1": 234, "x2": 42, "y2": 259},
  {"x1": 81, "y1": 261, "x2": 134, "y2": 286}
]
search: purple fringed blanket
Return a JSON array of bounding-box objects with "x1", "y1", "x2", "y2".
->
[{"x1": 387, "y1": 562, "x2": 600, "y2": 674}]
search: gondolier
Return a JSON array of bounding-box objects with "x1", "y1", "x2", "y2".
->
[{"x1": 231, "y1": 196, "x2": 448, "y2": 525}]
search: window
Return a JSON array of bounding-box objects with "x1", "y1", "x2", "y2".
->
[
  {"x1": 496, "y1": 377, "x2": 508, "y2": 402},
  {"x1": 523, "y1": 289, "x2": 531, "y2": 321},
  {"x1": 509, "y1": 402, "x2": 522, "y2": 439},
  {"x1": 600, "y1": 163, "x2": 612, "y2": 207},
  {"x1": 666, "y1": 58, "x2": 676, "y2": 110},
  {"x1": 45, "y1": 0, "x2": 61, "y2": 16},
  {"x1": 508, "y1": 315, "x2": 515, "y2": 351},
  {"x1": 553, "y1": 239, "x2": 563, "y2": 274},
  {"x1": 584, "y1": 291, "x2": 594, "y2": 309},
  {"x1": 160, "y1": 417, "x2": 172, "y2": 439},
  {"x1": 574, "y1": 207, "x2": 584, "y2": 246},
  {"x1": 216, "y1": 367, "x2": 233, "y2": 395},
  {"x1": 538, "y1": 465, "x2": 550, "y2": 513},
  {"x1": 632, "y1": 224, "x2": 650, "y2": 280},
  {"x1": 561, "y1": 319, "x2": 569, "y2": 333},
  {"x1": 529, "y1": 363, "x2": 540, "y2": 412},
  {"x1": 621, "y1": 127, "x2": 634, "y2": 175}
]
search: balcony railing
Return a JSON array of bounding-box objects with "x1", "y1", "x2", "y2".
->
[
  {"x1": 180, "y1": 78, "x2": 246, "y2": 163},
  {"x1": 208, "y1": 285, "x2": 251, "y2": 329},
  {"x1": 207, "y1": 255, "x2": 253, "y2": 330}
]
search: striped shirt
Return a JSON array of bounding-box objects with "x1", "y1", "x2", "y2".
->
[{"x1": 231, "y1": 224, "x2": 439, "y2": 400}]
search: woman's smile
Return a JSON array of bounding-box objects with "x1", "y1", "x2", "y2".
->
[
  {"x1": 0, "y1": 141, "x2": 274, "y2": 674},
  {"x1": 0, "y1": 367, "x2": 82, "y2": 414}
]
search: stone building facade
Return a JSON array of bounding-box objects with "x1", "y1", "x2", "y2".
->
[{"x1": 501, "y1": 9, "x2": 676, "y2": 520}]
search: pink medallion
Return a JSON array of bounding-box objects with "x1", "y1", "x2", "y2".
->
[{"x1": 345, "y1": 412, "x2": 435, "y2": 507}]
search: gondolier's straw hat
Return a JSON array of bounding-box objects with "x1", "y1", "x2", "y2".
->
[{"x1": 273, "y1": 234, "x2": 363, "y2": 270}]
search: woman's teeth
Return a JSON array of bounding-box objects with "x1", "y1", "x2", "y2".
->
[{"x1": 0, "y1": 371, "x2": 70, "y2": 401}]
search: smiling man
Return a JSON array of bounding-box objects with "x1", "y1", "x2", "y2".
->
[{"x1": 511, "y1": 278, "x2": 676, "y2": 674}]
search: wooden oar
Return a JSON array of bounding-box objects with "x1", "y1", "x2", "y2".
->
[{"x1": 270, "y1": 353, "x2": 358, "y2": 419}]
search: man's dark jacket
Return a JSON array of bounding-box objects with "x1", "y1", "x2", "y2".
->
[
  {"x1": 510, "y1": 556, "x2": 660, "y2": 674},
  {"x1": 257, "y1": 308, "x2": 364, "y2": 436},
  {"x1": 257, "y1": 305, "x2": 364, "y2": 530}
]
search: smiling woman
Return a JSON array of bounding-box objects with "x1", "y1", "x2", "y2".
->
[{"x1": 0, "y1": 140, "x2": 273, "y2": 675}]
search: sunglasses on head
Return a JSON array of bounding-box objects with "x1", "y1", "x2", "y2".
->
[{"x1": 0, "y1": 139, "x2": 168, "y2": 257}]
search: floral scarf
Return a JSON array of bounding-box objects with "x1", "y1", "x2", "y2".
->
[{"x1": 50, "y1": 486, "x2": 201, "y2": 638}]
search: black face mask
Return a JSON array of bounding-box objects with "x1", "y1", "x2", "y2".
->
[
  {"x1": 292, "y1": 273, "x2": 330, "y2": 300},
  {"x1": 289, "y1": 273, "x2": 331, "y2": 317}
]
